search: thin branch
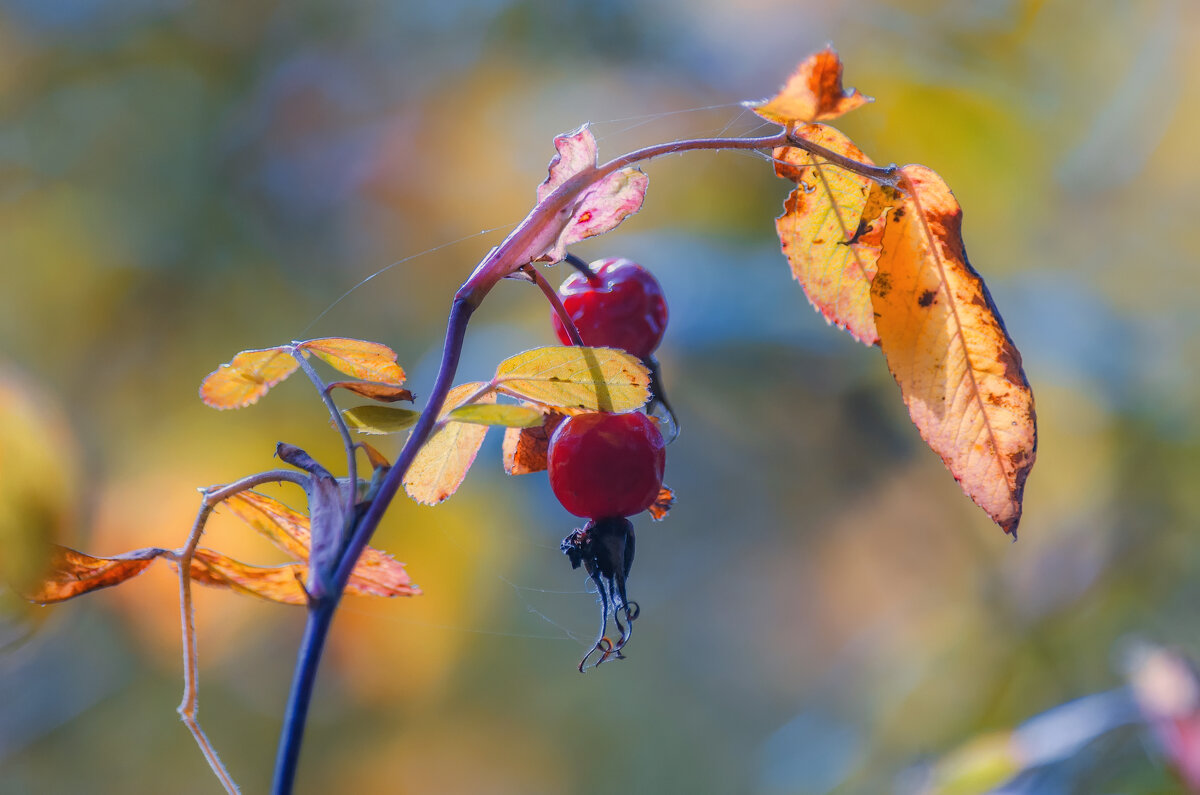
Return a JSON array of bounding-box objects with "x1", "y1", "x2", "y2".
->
[
  {"x1": 177, "y1": 469, "x2": 307, "y2": 795},
  {"x1": 291, "y1": 348, "x2": 358, "y2": 519},
  {"x1": 522, "y1": 264, "x2": 585, "y2": 346}
]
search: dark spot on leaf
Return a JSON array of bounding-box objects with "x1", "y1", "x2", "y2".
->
[
  {"x1": 892, "y1": 207, "x2": 905, "y2": 222},
  {"x1": 872, "y1": 272, "x2": 891, "y2": 298},
  {"x1": 918, "y1": 290, "x2": 937, "y2": 307}
]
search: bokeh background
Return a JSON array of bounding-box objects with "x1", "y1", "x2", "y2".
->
[{"x1": 3, "y1": 0, "x2": 1199, "y2": 792}]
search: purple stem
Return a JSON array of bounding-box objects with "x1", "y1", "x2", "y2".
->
[{"x1": 272, "y1": 297, "x2": 474, "y2": 795}]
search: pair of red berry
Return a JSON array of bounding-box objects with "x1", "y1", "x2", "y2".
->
[{"x1": 541, "y1": 257, "x2": 671, "y2": 670}]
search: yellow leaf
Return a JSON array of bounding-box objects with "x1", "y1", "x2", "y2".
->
[
  {"x1": 774, "y1": 124, "x2": 890, "y2": 345},
  {"x1": 404, "y1": 383, "x2": 496, "y2": 505},
  {"x1": 748, "y1": 47, "x2": 872, "y2": 125},
  {"x1": 298, "y1": 338, "x2": 406, "y2": 385},
  {"x1": 199, "y1": 347, "x2": 298, "y2": 410},
  {"x1": 871, "y1": 165, "x2": 1036, "y2": 536},
  {"x1": 446, "y1": 403, "x2": 544, "y2": 428},
  {"x1": 493, "y1": 347, "x2": 650, "y2": 413}
]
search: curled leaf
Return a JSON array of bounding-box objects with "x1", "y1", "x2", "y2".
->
[
  {"x1": 275, "y1": 443, "x2": 346, "y2": 598},
  {"x1": 871, "y1": 165, "x2": 1036, "y2": 536},
  {"x1": 199, "y1": 347, "x2": 298, "y2": 410},
  {"x1": 342, "y1": 406, "x2": 420, "y2": 435},
  {"x1": 533, "y1": 125, "x2": 648, "y2": 264},
  {"x1": 502, "y1": 411, "x2": 567, "y2": 475},
  {"x1": 446, "y1": 403, "x2": 544, "y2": 428},
  {"x1": 24, "y1": 545, "x2": 165, "y2": 603},
  {"x1": 494, "y1": 346, "x2": 650, "y2": 413},
  {"x1": 297, "y1": 338, "x2": 406, "y2": 385},
  {"x1": 747, "y1": 47, "x2": 872, "y2": 125},
  {"x1": 774, "y1": 124, "x2": 891, "y2": 345},
  {"x1": 328, "y1": 381, "x2": 414, "y2": 403},
  {"x1": 359, "y1": 441, "x2": 391, "y2": 470},
  {"x1": 404, "y1": 383, "x2": 496, "y2": 505}
]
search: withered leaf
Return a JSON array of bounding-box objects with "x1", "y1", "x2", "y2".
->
[
  {"x1": 502, "y1": 411, "x2": 567, "y2": 475},
  {"x1": 748, "y1": 47, "x2": 872, "y2": 125},
  {"x1": 24, "y1": 545, "x2": 165, "y2": 603}
]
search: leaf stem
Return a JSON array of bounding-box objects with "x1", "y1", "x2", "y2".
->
[
  {"x1": 522, "y1": 264, "x2": 585, "y2": 346},
  {"x1": 272, "y1": 298, "x2": 475, "y2": 795},
  {"x1": 291, "y1": 349, "x2": 358, "y2": 519}
]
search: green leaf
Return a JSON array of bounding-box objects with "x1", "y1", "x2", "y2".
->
[
  {"x1": 342, "y1": 406, "x2": 420, "y2": 435},
  {"x1": 446, "y1": 404, "x2": 544, "y2": 428}
]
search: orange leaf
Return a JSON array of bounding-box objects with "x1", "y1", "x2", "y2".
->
[
  {"x1": 502, "y1": 410, "x2": 567, "y2": 475},
  {"x1": 223, "y1": 491, "x2": 312, "y2": 561},
  {"x1": 871, "y1": 165, "x2": 1036, "y2": 536},
  {"x1": 327, "y1": 381, "x2": 414, "y2": 403},
  {"x1": 774, "y1": 124, "x2": 891, "y2": 345},
  {"x1": 199, "y1": 347, "x2": 298, "y2": 409},
  {"x1": 184, "y1": 548, "x2": 418, "y2": 605},
  {"x1": 298, "y1": 338, "x2": 406, "y2": 385},
  {"x1": 187, "y1": 549, "x2": 309, "y2": 605},
  {"x1": 647, "y1": 485, "x2": 675, "y2": 522},
  {"x1": 404, "y1": 383, "x2": 496, "y2": 505},
  {"x1": 748, "y1": 47, "x2": 872, "y2": 125},
  {"x1": 212, "y1": 491, "x2": 419, "y2": 599},
  {"x1": 23, "y1": 545, "x2": 165, "y2": 603}
]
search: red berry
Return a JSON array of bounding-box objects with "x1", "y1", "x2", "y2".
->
[
  {"x1": 552, "y1": 258, "x2": 668, "y2": 360},
  {"x1": 548, "y1": 411, "x2": 665, "y2": 519}
]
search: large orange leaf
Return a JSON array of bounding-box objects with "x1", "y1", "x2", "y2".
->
[
  {"x1": 871, "y1": 165, "x2": 1036, "y2": 536},
  {"x1": 199, "y1": 347, "x2": 298, "y2": 409},
  {"x1": 23, "y1": 545, "x2": 164, "y2": 603},
  {"x1": 297, "y1": 338, "x2": 406, "y2": 385},
  {"x1": 404, "y1": 383, "x2": 496, "y2": 505},
  {"x1": 748, "y1": 47, "x2": 872, "y2": 125},
  {"x1": 774, "y1": 124, "x2": 889, "y2": 345}
]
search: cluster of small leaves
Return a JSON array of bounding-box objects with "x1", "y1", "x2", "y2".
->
[{"x1": 751, "y1": 49, "x2": 1037, "y2": 536}]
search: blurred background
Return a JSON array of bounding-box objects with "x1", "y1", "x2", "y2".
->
[{"x1": 2, "y1": 0, "x2": 1199, "y2": 792}]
